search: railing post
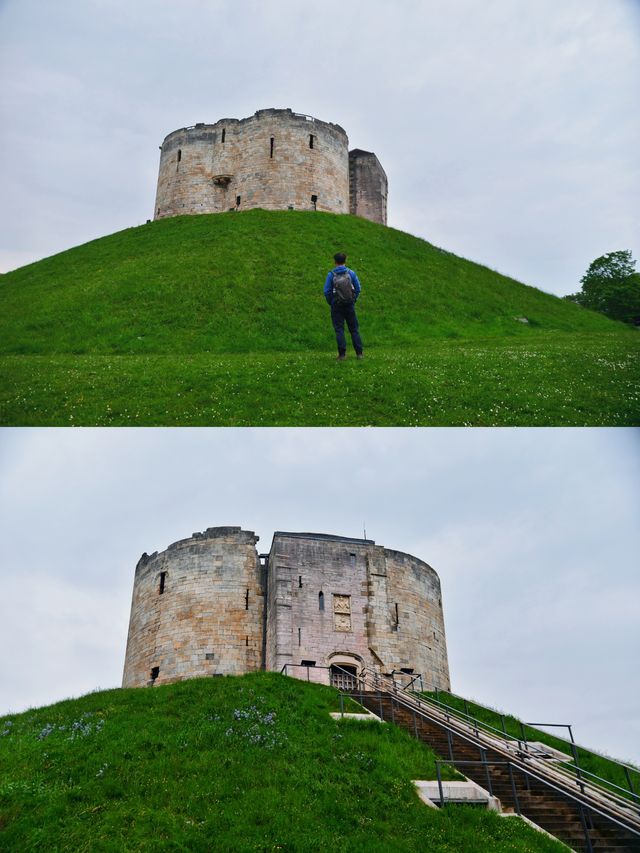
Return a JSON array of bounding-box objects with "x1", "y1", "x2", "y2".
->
[
  {"x1": 566, "y1": 723, "x2": 587, "y2": 793},
  {"x1": 507, "y1": 763, "x2": 521, "y2": 815},
  {"x1": 340, "y1": 693, "x2": 344, "y2": 718},
  {"x1": 481, "y1": 748, "x2": 493, "y2": 797},
  {"x1": 436, "y1": 762, "x2": 445, "y2": 808},
  {"x1": 519, "y1": 721, "x2": 528, "y2": 752},
  {"x1": 378, "y1": 690, "x2": 384, "y2": 720},
  {"x1": 578, "y1": 805, "x2": 594, "y2": 853},
  {"x1": 623, "y1": 766, "x2": 640, "y2": 814},
  {"x1": 390, "y1": 694, "x2": 395, "y2": 724},
  {"x1": 447, "y1": 730, "x2": 454, "y2": 762},
  {"x1": 570, "y1": 740, "x2": 585, "y2": 794}
]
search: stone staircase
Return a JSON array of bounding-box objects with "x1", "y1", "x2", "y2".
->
[{"x1": 352, "y1": 689, "x2": 640, "y2": 853}]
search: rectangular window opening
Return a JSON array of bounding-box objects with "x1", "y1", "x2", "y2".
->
[
  {"x1": 221, "y1": 128, "x2": 226, "y2": 143},
  {"x1": 245, "y1": 589, "x2": 249, "y2": 610},
  {"x1": 205, "y1": 652, "x2": 215, "y2": 661},
  {"x1": 177, "y1": 149, "x2": 182, "y2": 162},
  {"x1": 298, "y1": 575, "x2": 302, "y2": 588},
  {"x1": 298, "y1": 627, "x2": 301, "y2": 646},
  {"x1": 309, "y1": 134, "x2": 314, "y2": 149},
  {"x1": 245, "y1": 636, "x2": 249, "y2": 647},
  {"x1": 400, "y1": 667, "x2": 414, "y2": 675},
  {"x1": 301, "y1": 660, "x2": 316, "y2": 667},
  {"x1": 159, "y1": 571, "x2": 166, "y2": 594},
  {"x1": 150, "y1": 666, "x2": 160, "y2": 682},
  {"x1": 270, "y1": 137, "x2": 274, "y2": 158},
  {"x1": 311, "y1": 194, "x2": 318, "y2": 210},
  {"x1": 319, "y1": 590, "x2": 325, "y2": 611},
  {"x1": 236, "y1": 195, "x2": 241, "y2": 207}
]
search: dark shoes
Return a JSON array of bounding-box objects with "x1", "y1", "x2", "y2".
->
[{"x1": 337, "y1": 354, "x2": 346, "y2": 361}]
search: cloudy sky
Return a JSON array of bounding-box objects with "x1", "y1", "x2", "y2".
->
[
  {"x1": 1, "y1": 0, "x2": 639, "y2": 294},
  {"x1": 0, "y1": 427, "x2": 638, "y2": 764}
]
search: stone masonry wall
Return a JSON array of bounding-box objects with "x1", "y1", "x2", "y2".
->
[
  {"x1": 122, "y1": 528, "x2": 449, "y2": 690},
  {"x1": 154, "y1": 109, "x2": 350, "y2": 219},
  {"x1": 122, "y1": 527, "x2": 263, "y2": 687},
  {"x1": 264, "y1": 532, "x2": 450, "y2": 689},
  {"x1": 349, "y1": 150, "x2": 388, "y2": 225},
  {"x1": 373, "y1": 548, "x2": 450, "y2": 690},
  {"x1": 265, "y1": 533, "x2": 374, "y2": 675}
]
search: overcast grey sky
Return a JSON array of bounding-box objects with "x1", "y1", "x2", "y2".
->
[
  {"x1": 1, "y1": 0, "x2": 638, "y2": 294},
  {"x1": 0, "y1": 427, "x2": 638, "y2": 764}
]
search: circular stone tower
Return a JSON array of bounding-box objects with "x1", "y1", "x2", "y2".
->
[
  {"x1": 154, "y1": 108, "x2": 350, "y2": 219},
  {"x1": 122, "y1": 527, "x2": 263, "y2": 687}
]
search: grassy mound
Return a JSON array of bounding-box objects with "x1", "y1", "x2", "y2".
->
[
  {"x1": 0, "y1": 210, "x2": 617, "y2": 354},
  {"x1": 0, "y1": 673, "x2": 565, "y2": 852},
  {"x1": 1, "y1": 211, "x2": 637, "y2": 425}
]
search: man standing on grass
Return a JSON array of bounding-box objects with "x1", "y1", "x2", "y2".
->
[{"x1": 324, "y1": 252, "x2": 364, "y2": 360}]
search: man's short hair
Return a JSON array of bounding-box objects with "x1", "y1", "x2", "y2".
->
[{"x1": 334, "y1": 252, "x2": 347, "y2": 264}]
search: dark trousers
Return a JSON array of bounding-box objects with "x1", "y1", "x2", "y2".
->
[{"x1": 331, "y1": 302, "x2": 363, "y2": 355}]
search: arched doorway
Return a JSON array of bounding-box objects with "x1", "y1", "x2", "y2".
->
[
  {"x1": 330, "y1": 663, "x2": 358, "y2": 691},
  {"x1": 328, "y1": 653, "x2": 363, "y2": 691}
]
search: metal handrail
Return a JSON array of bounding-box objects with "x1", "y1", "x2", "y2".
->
[
  {"x1": 434, "y1": 758, "x2": 639, "y2": 853},
  {"x1": 390, "y1": 670, "x2": 425, "y2": 692},
  {"x1": 437, "y1": 688, "x2": 640, "y2": 779},
  {"x1": 370, "y1": 679, "x2": 640, "y2": 842},
  {"x1": 426, "y1": 689, "x2": 640, "y2": 808},
  {"x1": 344, "y1": 686, "x2": 502, "y2": 759},
  {"x1": 422, "y1": 692, "x2": 640, "y2": 803},
  {"x1": 417, "y1": 691, "x2": 533, "y2": 748},
  {"x1": 281, "y1": 662, "x2": 640, "y2": 820},
  {"x1": 351, "y1": 667, "x2": 640, "y2": 825},
  {"x1": 280, "y1": 663, "x2": 332, "y2": 675}
]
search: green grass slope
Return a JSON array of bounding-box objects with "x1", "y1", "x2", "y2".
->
[
  {"x1": 1, "y1": 210, "x2": 638, "y2": 425},
  {"x1": 0, "y1": 673, "x2": 565, "y2": 852}
]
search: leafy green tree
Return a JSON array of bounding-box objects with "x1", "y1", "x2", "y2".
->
[{"x1": 564, "y1": 250, "x2": 640, "y2": 324}]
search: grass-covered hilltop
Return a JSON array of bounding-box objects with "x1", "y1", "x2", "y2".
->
[
  {"x1": 0, "y1": 673, "x2": 567, "y2": 852},
  {"x1": 1, "y1": 210, "x2": 637, "y2": 425}
]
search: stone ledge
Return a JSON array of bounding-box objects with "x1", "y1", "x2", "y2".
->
[
  {"x1": 414, "y1": 779, "x2": 501, "y2": 811},
  {"x1": 329, "y1": 711, "x2": 382, "y2": 723}
]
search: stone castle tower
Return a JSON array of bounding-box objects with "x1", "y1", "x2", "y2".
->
[
  {"x1": 122, "y1": 527, "x2": 450, "y2": 692},
  {"x1": 154, "y1": 109, "x2": 388, "y2": 225}
]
